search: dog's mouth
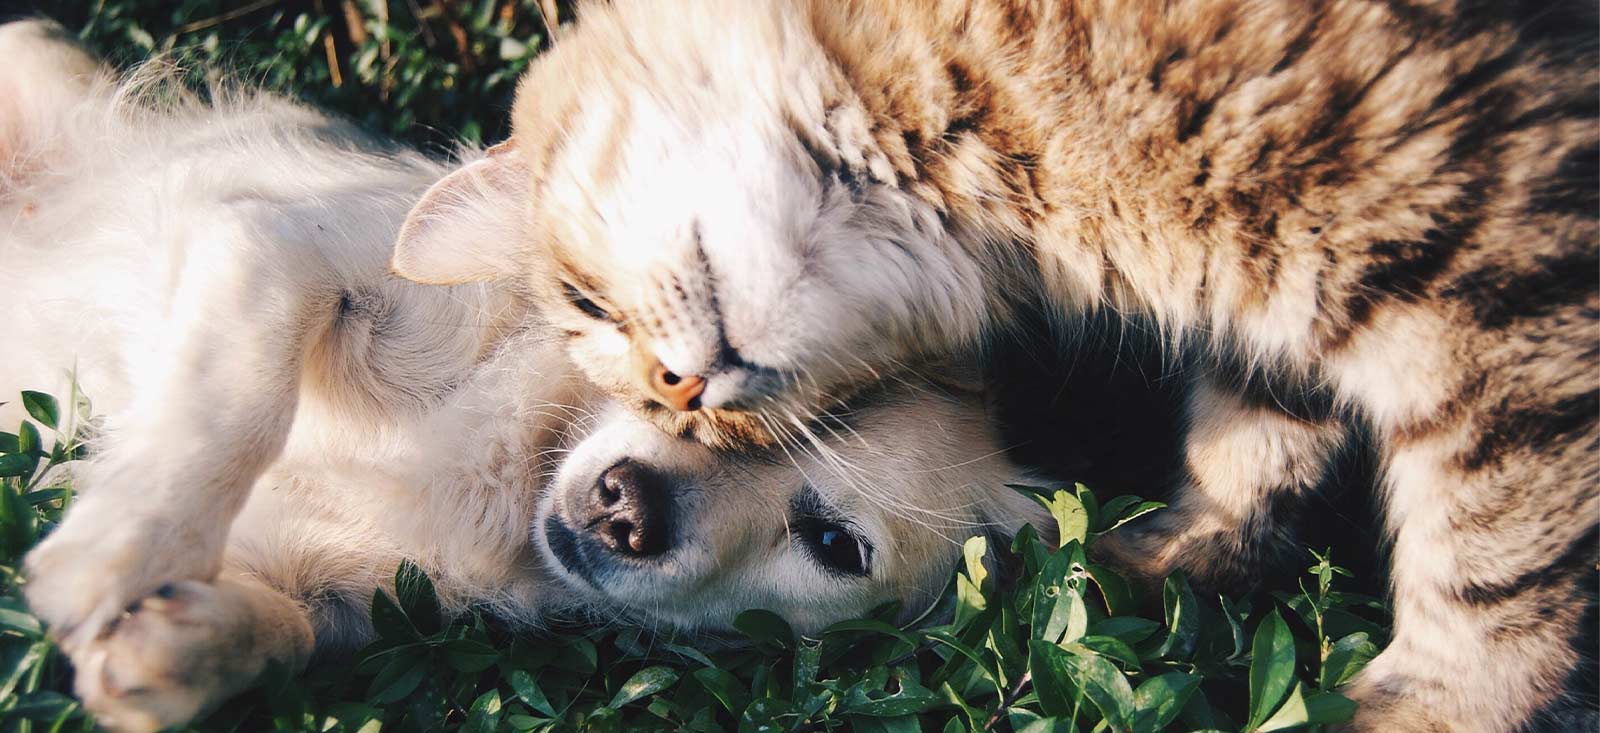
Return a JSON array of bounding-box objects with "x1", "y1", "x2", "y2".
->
[{"x1": 540, "y1": 515, "x2": 601, "y2": 589}]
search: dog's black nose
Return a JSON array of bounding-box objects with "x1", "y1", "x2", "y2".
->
[{"x1": 585, "y1": 460, "x2": 672, "y2": 557}]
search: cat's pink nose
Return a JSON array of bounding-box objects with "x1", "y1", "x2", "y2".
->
[{"x1": 648, "y1": 362, "x2": 705, "y2": 411}]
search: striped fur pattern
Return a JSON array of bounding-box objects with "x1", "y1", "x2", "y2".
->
[{"x1": 391, "y1": 2, "x2": 1599, "y2": 730}]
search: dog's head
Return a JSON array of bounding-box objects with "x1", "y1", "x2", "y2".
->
[
  {"x1": 390, "y1": 0, "x2": 1004, "y2": 449},
  {"x1": 532, "y1": 378, "x2": 1050, "y2": 634}
]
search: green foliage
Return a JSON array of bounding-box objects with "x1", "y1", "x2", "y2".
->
[
  {"x1": 0, "y1": 390, "x2": 1391, "y2": 731},
  {"x1": 37, "y1": 0, "x2": 575, "y2": 149}
]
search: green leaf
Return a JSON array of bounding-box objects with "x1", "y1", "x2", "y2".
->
[
  {"x1": 1048, "y1": 491, "x2": 1089, "y2": 547},
  {"x1": 954, "y1": 573, "x2": 988, "y2": 631},
  {"x1": 1014, "y1": 718, "x2": 1075, "y2": 733},
  {"x1": 734, "y1": 609, "x2": 794, "y2": 650},
  {"x1": 368, "y1": 587, "x2": 417, "y2": 642},
  {"x1": 1073, "y1": 484, "x2": 1100, "y2": 531},
  {"x1": 440, "y1": 638, "x2": 499, "y2": 673},
  {"x1": 9, "y1": 691, "x2": 76, "y2": 721},
  {"x1": 0, "y1": 453, "x2": 35, "y2": 478},
  {"x1": 1033, "y1": 541, "x2": 1088, "y2": 644},
  {"x1": 1085, "y1": 563, "x2": 1134, "y2": 616},
  {"x1": 1060, "y1": 644, "x2": 1136, "y2": 729},
  {"x1": 20, "y1": 392, "x2": 58, "y2": 430},
  {"x1": 0, "y1": 641, "x2": 49, "y2": 702},
  {"x1": 793, "y1": 638, "x2": 822, "y2": 690},
  {"x1": 1320, "y1": 632, "x2": 1379, "y2": 691},
  {"x1": 1090, "y1": 617, "x2": 1161, "y2": 645},
  {"x1": 1027, "y1": 640, "x2": 1082, "y2": 720},
  {"x1": 925, "y1": 629, "x2": 1001, "y2": 695},
  {"x1": 509, "y1": 669, "x2": 558, "y2": 717},
  {"x1": 1303, "y1": 691, "x2": 1359, "y2": 726},
  {"x1": 839, "y1": 668, "x2": 940, "y2": 717},
  {"x1": 1099, "y1": 502, "x2": 1166, "y2": 535},
  {"x1": 820, "y1": 618, "x2": 921, "y2": 650},
  {"x1": 365, "y1": 652, "x2": 426, "y2": 704},
  {"x1": 851, "y1": 715, "x2": 923, "y2": 733},
  {"x1": 1257, "y1": 686, "x2": 1355, "y2": 731},
  {"x1": 739, "y1": 697, "x2": 801, "y2": 733},
  {"x1": 1154, "y1": 572, "x2": 1201, "y2": 660},
  {"x1": 461, "y1": 689, "x2": 503, "y2": 733},
  {"x1": 0, "y1": 598, "x2": 43, "y2": 637},
  {"x1": 0, "y1": 431, "x2": 16, "y2": 454},
  {"x1": 16, "y1": 422, "x2": 40, "y2": 457},
  {"x1": 394, "y1": 561, "x2": 442, "y2": 634},
  {"x1": 1220, "y1": 594, "x2": 1250, "y2": 661},
  {"x1": 1097, "y1": 495, "x2": 1144, "y2": 525},
  {"x1": 694, "y1": 667, "x2": 747, "y2": 714},
  {"x1": 1247, "y1": 609, "x2": 1297, "y2": 730},
  {"x1": 962, "y1": 534, "x2": 989, "y2": 591},
  {"x1": 1073, "y1": 636, "x2": 1141, "y2": 669},
  {"x1": 506, "y1": 714, "x2": 554, "y2": 732},
  {"x1": 1131, "y1": 672, "x2": 1200, "y2": 733},
  {"x1": 610, "y1": 665, "x2": 679, "y2": 708}
]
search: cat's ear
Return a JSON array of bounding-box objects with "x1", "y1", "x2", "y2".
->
[{"x1": 392, "y1": 140, "x2": 531, "y2": 284}]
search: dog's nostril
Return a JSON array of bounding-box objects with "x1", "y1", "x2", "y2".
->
[
  {"x1": 587, "y1": 460, "x2": 672, "y2": 557},
  {"x1": 601, "y1": 519, "x2": 635, "y2": 552},
  {"x1": 646, "y1": 361, "x2": 705, "y2": 412}
]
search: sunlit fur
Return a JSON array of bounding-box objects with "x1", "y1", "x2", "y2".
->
[
  {"x1": 1, "y1": 25, "x2": 1048, "y2": 732},
  {"x1": 393, "y1": 2, "x2": 1598, "y2": 730}
]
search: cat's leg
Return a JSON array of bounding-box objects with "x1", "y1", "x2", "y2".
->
[
  {"x1": 1094, "y1": 372, "x2": 1347, "y2": 589},
  {"x1": 1327, "y1": 308, "x2": 1597, "y2": 732},
  {"x1": 1340, "y1": 438, "x2": 1595, "y2": 732},
  {"x1": 69, "y1": 575, "x2": 315, "y2": 733},
  {"x1": 1343, "y1": 420, "x2": 1593, "y2": 728},
  {"x1": 23, "y1": 228, "x2": 339, "y2": 647}
]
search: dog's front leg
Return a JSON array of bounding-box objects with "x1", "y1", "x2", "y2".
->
[
  {"x1": 23, "y1": 237, "x2": 333, "y2": 648},
  {"x1": 70, "y1": 575, "x2": 316, "y2": 733}
]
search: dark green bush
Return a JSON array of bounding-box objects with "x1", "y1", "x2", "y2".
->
[
  {"x1": 23, "y1": 0, "x2": 575, "y2": 150},
  {"x1": 0, "y1": 387, "x2": 1389, "y2": 732}
]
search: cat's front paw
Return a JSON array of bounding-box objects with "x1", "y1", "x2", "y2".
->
[
  {"x1": 23, "y1": 501, "x2": 223, "y2": 649},
  {"x1": 68, "y1": 580, "x2": 277, "y2": 733}
]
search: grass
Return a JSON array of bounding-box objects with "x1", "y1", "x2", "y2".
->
[
  {"x1": 0, "y1": 388, "x2": 1391, "y2": 732},
  {"x1": 27, "y1": 0, "x2": 576, "y2": 150}
]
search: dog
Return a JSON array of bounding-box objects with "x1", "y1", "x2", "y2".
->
[{"x1": 0, "y1": 21, "x2": 1049, "y2": 732}]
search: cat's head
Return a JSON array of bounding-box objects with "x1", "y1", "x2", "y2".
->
[{"x1": 391, "y1": 0, "x2": 994, "y2": 447}]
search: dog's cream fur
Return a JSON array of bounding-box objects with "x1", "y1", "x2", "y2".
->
[{"x1": 1, "y1": 23, "x2": 1048, "y2": 732}]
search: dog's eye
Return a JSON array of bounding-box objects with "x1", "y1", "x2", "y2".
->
[
  {"x1": 796, "y1": 517, "x2": 872, "y2": 577},
  {"x1": 562, "y1": 282, "x2": 611, "y2": 321}
]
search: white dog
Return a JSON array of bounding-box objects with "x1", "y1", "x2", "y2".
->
[{"x1": 0, "y1": 22, "x2": 1049, "y2": 732}]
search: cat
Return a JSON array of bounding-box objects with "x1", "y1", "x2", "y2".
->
[{"x1": 391, "y1": 1, "x2": 1599, "y2": 730}]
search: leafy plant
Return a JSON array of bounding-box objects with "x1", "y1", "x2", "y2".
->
[
  {"x1": 0, "y1": 387, "x2": 1390, "y2": 732},
  {"x1": 34, "y1": 0, "x2": 577, "y2": 150}
]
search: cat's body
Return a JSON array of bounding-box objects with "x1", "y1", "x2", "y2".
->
[{"x1": 394, "y1": 2, "x2": 1599, "y2": 730}]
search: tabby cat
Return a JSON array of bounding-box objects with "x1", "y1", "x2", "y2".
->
[{"x1": 392, "y1": 2, "x2": 1599, "y2": 729}]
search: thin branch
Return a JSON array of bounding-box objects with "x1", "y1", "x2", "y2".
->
[
  {"x1": 983, "y1": 671, "x2": 1033, "y2": 732},
  {"x1": 173, "y1": 0, "x2": 282, "y2": 35}
]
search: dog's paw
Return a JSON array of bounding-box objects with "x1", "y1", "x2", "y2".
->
[
  {"x1": 68, "y1": 580, "x2": 272, "y2": 733},
  {"x1": 23, "y1": 501, "x2": 222, "y2": 648}
]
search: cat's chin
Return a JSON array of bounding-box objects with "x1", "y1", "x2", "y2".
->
[{"x1": 631, "y1": 402, "x2": 787, "y2": 450}]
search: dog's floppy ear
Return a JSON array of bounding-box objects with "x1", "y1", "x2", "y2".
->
[{"x1": 392, "y1": 141, "x2": 531, "y2": 284}]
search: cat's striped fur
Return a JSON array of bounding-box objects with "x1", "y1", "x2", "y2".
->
[{"x1": 392, "y1": 2, "x2": 1598, "y2": 729}]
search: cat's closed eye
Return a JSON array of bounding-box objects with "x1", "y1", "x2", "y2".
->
[{"x1": 562, "y1": 282, "x2": 612, "y2": 321}]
